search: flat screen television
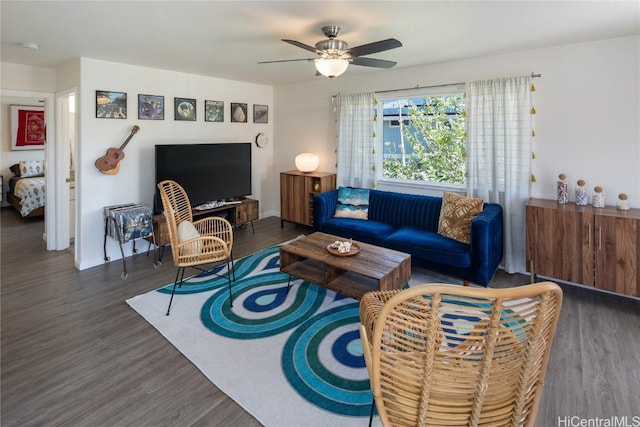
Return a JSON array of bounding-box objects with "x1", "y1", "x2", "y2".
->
[{"x1": 154, "y1": 143, "x2": 252, "y2": 214}]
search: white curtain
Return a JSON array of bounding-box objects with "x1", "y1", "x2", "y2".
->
[
  {"x1": 465, "y1": 75, "x2": 532, "y2": 274},
  {"x1": 336, "y1": 92, "x2": 376, "y2": 188}
]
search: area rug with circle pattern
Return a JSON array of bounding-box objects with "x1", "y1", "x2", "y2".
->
[{"x1": 126, "y1": 242, "x2": 454, "y2": 427}]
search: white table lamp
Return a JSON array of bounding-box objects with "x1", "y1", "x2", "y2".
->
[{"x1": 295, "y1": 153, "x2": 320, "y2": 173}]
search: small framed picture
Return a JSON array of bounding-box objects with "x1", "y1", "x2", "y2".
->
[
  {"x1": 231, "y1": 102, "x2": 248, "y2": 123},
  {"x1": 138, "y1": 94, "x2": 164, "y2": 120},
  {"x1": 253, "y1": 104, "x2": 268, "y2": 123},
  {"x1": 11, "y1": 105, "x2": 45, "y2": 150},
  {"x1": 174, "y1": 97, "x2": 196, "y2": 121},
  {"x1": 96, "y1": 90, "x2": 127, "y2": 119},
  {"x1": 205, "y1": 100, "x2": 224, "y2": 122}
]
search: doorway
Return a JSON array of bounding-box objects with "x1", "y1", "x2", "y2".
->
[
  {"x1": 0, "y1": 89, "x2": 54, "y2": 245},
  {"x1": 56, "y1": 91, "x2": 76, "y2": 251}
]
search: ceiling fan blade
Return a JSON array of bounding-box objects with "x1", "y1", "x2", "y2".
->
[
  {"x1": 351, "y1": 57, "x2": 397, "y2": 69},
  {"x1": 258, "y1": 58, "x2": 315, "y2": 64},
  {"x1": 282, "y1": 39, "x2": 317, "y2": 53},
  {"x1": 349, "y1": 38, "x2": 402, "y2": 57}
]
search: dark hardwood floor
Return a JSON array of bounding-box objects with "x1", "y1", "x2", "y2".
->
[{"x1": 1, "y1": 207, "x2": 638, "y2": 426}]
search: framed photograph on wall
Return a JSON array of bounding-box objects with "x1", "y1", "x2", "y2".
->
[
  {"x1": 231, "y1": 102, "x2": 248, "y2": 123},
  {"x1": 96, "y1": 90, "x2": 127, "y2": 119},
  {"x1": 138, "y1": 94, "x2": 164, "y2": 120},
  {"x1": 204, "y1": 100, "x2": 224, "y2": 122},
  {"x1": 10, "y1": 105, "x2": 45, "y2": 150},
  {"x1": 253, "y1": 104, "x2": 268, "y2": 123},
  {"x1": 174, "y1": 97, "x2": 196, "y2": 121}
]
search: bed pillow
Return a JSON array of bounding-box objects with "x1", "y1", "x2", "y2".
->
[
  {"x1": 334, "y1": 186, "x2": 370, "y2": 220},
  {"x1": 10, "y1": 163, "x2": 21, "y2": 176},
  {"x1": 437, "y1": 192, "x2": 484, "y2": 244},
  {"x1": 19, "y1": 160, "x2": 45, "y2": 177},
  {"x1": 177, "y1": 221, "x2": 202, "y2": 256}
]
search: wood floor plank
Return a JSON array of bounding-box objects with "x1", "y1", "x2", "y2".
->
[{"x1": 1, "y1": 207, "x2": 638, "y2": 426}]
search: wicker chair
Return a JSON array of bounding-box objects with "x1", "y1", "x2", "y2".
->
[
  {"x1": 359, "y1": 282, "x2": 563, "y2": 427},
  {"x1": 157, "y1": 180, "x2": 235, "y2": 315}
]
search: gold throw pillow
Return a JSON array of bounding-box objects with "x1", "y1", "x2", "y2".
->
[{"x1": 437, "y1": 192, "x2": 484, "y2": 244}]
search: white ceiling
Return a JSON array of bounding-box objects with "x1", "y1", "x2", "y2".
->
[{"x1": 2, "y1": 1, "x2": 639, "y2": 86}]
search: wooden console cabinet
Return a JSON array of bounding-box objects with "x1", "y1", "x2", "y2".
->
[
  {"x1": 153, "y1": 198, "x2": 258, "y2": 247},
  {"x1": 280, "y1": 170, "x2": 336, "y2": 227},
  {"x1": 526, "y1": 198, "x2": 639, "y2": 297}
]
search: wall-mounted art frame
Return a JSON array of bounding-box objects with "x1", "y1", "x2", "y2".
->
[
  {"x1": 10, "y1": 105, "x2": 45, "y2": 150},
  {"x1": 204, "y1": 100, "x2": 224, "y2": 122},
  {"x1": 231, "y1": 102, "x2": 248, "y2": 123},
  {"x1": 138, "y1": 94, "x2": 164, "y2": 120},
  {"x1": 253, "y1": 104, "x2": 268, "y2": 123},
  {"x1": 174, "y1": 97, "x2": 196, "y2": 121},
  {"x1": 96, "y1": 90, "x2": 127, "y2": 119}
]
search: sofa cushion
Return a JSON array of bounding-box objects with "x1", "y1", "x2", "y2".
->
[
  {"x1": 368, "y1": 190, "x2": 443, "y2": 231},
  {"x1": 318, "y1": 218, "x2": 395, "y2": 246},
  {"x1": 383, "y1": 227, "x2": 472, "y2": 268},
  {"x1": 437, "y1": 192, "x2": 483, "y2": 244},
  {"x1": 334, "y1": 187, "x2": 370, "y2": 220}
]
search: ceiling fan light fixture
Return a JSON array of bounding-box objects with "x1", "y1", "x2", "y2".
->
[
  {"x1": 263, "y1": 26, "x2": 402, "y2": 77},
  {"x1": 315, "y1": 58, "x2": 349, "y2": 78}
]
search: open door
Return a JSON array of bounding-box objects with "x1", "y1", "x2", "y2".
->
[{"x1": 54, "y1": 89, "x2": 77, "y2": 253}]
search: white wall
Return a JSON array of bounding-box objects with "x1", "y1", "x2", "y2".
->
[
  {"x1": 76, "y1": 58, "x2": 274, "y2": 270},
  {"x1": 274, "y1": 35, "x2": 640, "y2": 210},
  {"x1": 1, "y1": 62, "x2": 56, "y2": 92}
]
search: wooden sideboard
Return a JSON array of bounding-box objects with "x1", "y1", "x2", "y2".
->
[
  {"x1": 280, "y1": 170, "x2": 337, "y2": 227},
  {"x1": 526, "y1": 198, "x2": 639, "y2": 297},
  {"x1": 153, "y1": 198, "x2": 258, "y2": 247}
]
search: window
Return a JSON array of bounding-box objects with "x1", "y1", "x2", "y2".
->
[
  {"x1": 376, "y1": 87, "x2": 466, "y2": 188},
  {"x1": 388, "y1": 119, "x2": 410, "y2": 128}
]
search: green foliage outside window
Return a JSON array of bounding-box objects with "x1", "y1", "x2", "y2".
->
[{"x1": 382, "y1": 95, "x2": 466, "y2": 184}]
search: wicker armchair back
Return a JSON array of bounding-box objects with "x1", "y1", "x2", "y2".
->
[{"x1": 359, "y1": 282, "x2": 563, "y2": 427}]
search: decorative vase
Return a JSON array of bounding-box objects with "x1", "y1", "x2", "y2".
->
[
  {"x1": 557, "y1": 173, "x2": 568, "y2": 204},
  {"x1": 575, "y1": 179, "x2": 588, "y2": 206},
  {"x1": 592, "y1": 186, "x2": 605, "y2": 208},
  {"x1": 617, "y1": 193, "x2": 630, "y2": 211}
]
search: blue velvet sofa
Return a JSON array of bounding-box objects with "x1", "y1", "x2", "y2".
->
[{"x1": 313, "y1": 189, "x2": 503, "y2": 286}]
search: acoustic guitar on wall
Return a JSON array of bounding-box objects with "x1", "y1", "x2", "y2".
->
[{"x1": 95, "y1": 125, "x2": 140, "y2": 175}]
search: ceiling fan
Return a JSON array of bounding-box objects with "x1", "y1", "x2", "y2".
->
[{"x1": 258, "y1": 25, "x2": 402, "y2": 78}]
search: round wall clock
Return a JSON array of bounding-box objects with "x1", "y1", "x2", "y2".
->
[{"x1": 255, "y1": 132, "x2": 268, "y2": 148}]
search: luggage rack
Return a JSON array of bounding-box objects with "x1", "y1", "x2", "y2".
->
[{"x1": 103, "y1": 203, "x2": 159, "y2": 279}]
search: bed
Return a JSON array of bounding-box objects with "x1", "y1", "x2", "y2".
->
[{"x1": 6, "y1": 161, "x2": 45, "y2": 218}]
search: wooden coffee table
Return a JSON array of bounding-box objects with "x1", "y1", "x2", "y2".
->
[{"x1": 279, "y1": 232, "x2": 411, "y2": 300}]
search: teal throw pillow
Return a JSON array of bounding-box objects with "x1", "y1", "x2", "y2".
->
[{"x1": 334, "y1": 187, "x2": 370, "y2": 220}]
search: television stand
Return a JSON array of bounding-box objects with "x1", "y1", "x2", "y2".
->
[{"x1": 152, "y1": 198, "x2": 258, "y2": 249}]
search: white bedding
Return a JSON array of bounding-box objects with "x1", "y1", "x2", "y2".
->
[{"x1": 14, "y1": 177, "x2": 45, "y2": 216}]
